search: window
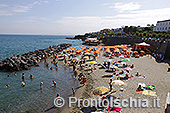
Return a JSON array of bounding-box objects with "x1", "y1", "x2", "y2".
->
[
  {"x1": 163, "y1": 27, "x2": 164, "y2": 30},
  {"x1": 160, "y1": 28, "x2": 161, "y2": 30},
  {"x1": 169, "y1": 27, "x2": 170, "y2": 29},
  {"x1": 157, "y1": 28, "x2": 159, "y2": 30},
  {"x1": 165, "y1": 27, "x2": 167, "y2": 30}
]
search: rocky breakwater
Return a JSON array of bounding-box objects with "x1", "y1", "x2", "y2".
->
[{"x1": 0, "y1": 43, "x2": 72, "y2": 71}]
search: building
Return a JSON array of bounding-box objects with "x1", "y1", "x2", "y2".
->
[{"x1": 153, "y1": 19, "x2": 170, "y2": 32}]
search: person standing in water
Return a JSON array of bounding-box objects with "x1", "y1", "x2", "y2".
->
[
  {"x1": 53, "y1": 81, "x2": 57, "y2": 87},
  {"x1": 6, "y1": 84, "x2": 10, "y2": 88},
  {"x1": 30, "y1": 74, "x2": 33, "y2": 79},
  {"x1": 22, "y1": 73, "x2": 25, "y2": 81},
  {"x1": 40, "y1": 82, "x2": 43, "y2": 89},
  {"x1": 21, "y1": 82, "x2": 25, "y2": 87},
  {"x1": 72, "y1": 88, "x2": 75, "y2": 96}
]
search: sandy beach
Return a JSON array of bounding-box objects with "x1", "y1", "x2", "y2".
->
[{"x1": 59, "y1": 49, "x2": 170, "y2": 113}]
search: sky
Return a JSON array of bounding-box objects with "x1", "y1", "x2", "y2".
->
[{"x1": 0, "y1": 0, "x2": 170, "y2": 35}]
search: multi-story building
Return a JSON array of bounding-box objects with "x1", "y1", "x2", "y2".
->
[{"x1": 153, "y1": 19, "x2": 170, "y2": 32}]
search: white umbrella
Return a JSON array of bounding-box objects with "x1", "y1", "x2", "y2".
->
[
  {"x1": 84, "y1": 53, "x2": 90, "y2": 55},
  {"x1": 124, "y1": 67, "x2": 132, "y2": 71},
  {"x1": 112, "y1": 80, "x2": 125, "y2": 86}
]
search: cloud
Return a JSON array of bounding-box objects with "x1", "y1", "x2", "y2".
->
[
  {"x1": 56, "y1": 7, "x2": 170, "y2": 34},
  {"x1": 110, "y1": 2, "x2": 141, "y2": 12},
  {"x1": 0, "y1": 4, "x2": 13, "y2": 16},
  {"x1": 0, "y1": 10, "x2": 12, "y2": 16},
  {"x1": 0, "y1": 4, "x2": 8, "y2": 8},
  {"x1": 12, "y1": 1, "x2": 49, "y2": 13},
  {"x1": 102, "y1": 3, "x2": 109, "y2": 6}
]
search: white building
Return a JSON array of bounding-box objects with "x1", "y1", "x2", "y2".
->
[{"x1": 153, "y1": 19, "x2": 170, "y2": 32}]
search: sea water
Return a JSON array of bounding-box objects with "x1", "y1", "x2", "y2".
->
[{"x1": 0, "y1": 35, "x2": 82, "y2": 112}]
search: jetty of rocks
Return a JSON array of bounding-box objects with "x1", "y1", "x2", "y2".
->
[{"x1": 0, "y1": 43, "x2": 72, "y2": 71}]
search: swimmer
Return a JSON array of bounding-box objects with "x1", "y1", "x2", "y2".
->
[
  {"x1": 50, "y1": 67, "x2": 53, "y2": 70},
  {"x1": 22, "y1": 73, "x2": 25, "y2": 80},
  {"x1": 7, "y1": 75, "x2": 10, "y2": 77},
  {"x1": 56, "y1": 93, "x2": 60, "y2": 97},
  {"x1": 72, "y1": 88, "x2": 75, "y2": 96},
  {"x1": 53, "y1": 81, "x2": 57, "y2": 86},
  {"x1": 13, "y1": 72, "x2": 16, "y2": 76},
  {"x1": 6, "y1": 84, "x2": 10, "y2": 88},
  {"x1": 46, "y1": 62, "x2": 49, "y2": 67},
  {"x1": 40, "y1": 82, "x2": 43, "y2": 89},
  {"x1": 30, "y1": 74, "x2": 33, "y2": 79},
  {"x1": 21, "y1": 82, "x2": 25, "y2": 87}
]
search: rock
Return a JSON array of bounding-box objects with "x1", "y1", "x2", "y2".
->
[{"x1": 0, "y1": 43, "x2": 72, "y2": 71}]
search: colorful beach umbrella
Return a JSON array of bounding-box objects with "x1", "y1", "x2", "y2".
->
[
  {"x1": 83, "y1": 56, "x2": 88, "y2": 59},
  {"x1": 122, "y1": 58, "x2": 130, "y2": 62},
  {"x1": 90, "y1": 61, "x2": 97, "y2": 64},
  {"x1": 92, "y1": 86, "x2": 109, "y2": 95},
  {"x1": 89, "y1": 54, "x2": 95, "y2": 57}
]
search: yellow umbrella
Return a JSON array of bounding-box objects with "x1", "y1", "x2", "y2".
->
[
  {"x1": 92, "y1": 86, "x2": 109, "y2": 95},
  {"x1": 83, "y1": 56, "x2": 88, "y2": 59},
  {"x1": 90, "y1": 61, "x2": 97, "y2": 64}
]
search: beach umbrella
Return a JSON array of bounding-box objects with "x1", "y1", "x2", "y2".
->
[
  {"x1": 112, "y1": 80, "x2": 125, "y2": 87},
  {"x1": 123, "y1": 67, "x2": 132, "y2": 71},
  {"x1": 90, "y1": 61, "x2": 97, "y2": 64},
  {"x1": 114, "y1": 62, "x2": 120, "y2": 66},
  {"x1": 140, "y1": 51, "x2": 145, "y2": 53},
  {"x1": 73, "y1": 58, "x2": 79, "y2": 61},
  {"x1": 103, "y1": 59, "x2": 113, "y2": 62},
  {"x1": 89, "y1": 54, "x2": 95, "y2": 57},
  {"x1": 83, "y1": 56, "x2": 88, "y2": 59},
  {"x1": 133, "y1": 51, "x2": 138, "y2": 54},
  {"x1": 122, "y1": 58, "x2": 130, "y2": 62},
  {"x1": 84, "y1": 53, "x2": 90, "y2": 55},
  {"x1": 119, "y1": 56, "x2": 124, "y2": 58},
  {"x1": 110, "y1": 65, "x2": 118, "y2": 69},
  {"x1": 137, "y1": 42, "x2": 150, "y2": 48},
  {"x1": 120, "y1": 62, "x2": 126, "y2": 65},
  {"x1": 92, "y1": 86, "x2": 109, "y2": 95}
]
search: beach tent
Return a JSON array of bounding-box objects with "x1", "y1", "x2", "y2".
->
[{"x1": 136, "y1": 42, "x2": 150, "y2": 48}]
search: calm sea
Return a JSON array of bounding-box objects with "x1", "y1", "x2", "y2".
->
[{"x1": 0, "y1": 35, "x2": 82, "y2": 112}]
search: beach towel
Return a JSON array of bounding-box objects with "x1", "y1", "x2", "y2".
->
[
  {"x1": 142, "y1": 90, "x2": 157, "y2": 97},
  {"x1": 147, "y1": 85, "x2": 155, "y2": 90},
  {"x1": 106, "y1": 106, "x2": 122, "y2": 113},
  {"x1": 136, "y1": 90, "x2": 157, "y2": 97}
]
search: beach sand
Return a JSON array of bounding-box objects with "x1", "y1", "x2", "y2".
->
[{"x1": 60, "y1": 50, "x2": 170, "y2": 113}]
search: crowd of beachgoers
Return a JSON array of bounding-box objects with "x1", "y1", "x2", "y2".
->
[
  {"x1": 60, "y1": 44, "x2": 170, "y2": 113},
  {"x1": 4, "y1": 44, "x2": 170, "y2": 113}
]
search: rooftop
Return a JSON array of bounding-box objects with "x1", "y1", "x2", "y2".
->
[{"x1": 157, "y1": 19, "x2": 170, "y2": 23}]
